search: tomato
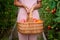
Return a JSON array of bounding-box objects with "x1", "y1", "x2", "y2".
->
[
  {"x1": 36, "y1": 20, "x2": 43, "y2": 23},
  {"x1": 48, "y1": 26, "x2": 51, "y2": 30},
  {"x1": 33, "y1": 18, "x2": 37, "y2": 22},
  {"x1": 51, "y1": 8, "x2": 56, "y2": 14},
  {"x1": 20, "y1": 19, "x2": 26, "y2": 23}
]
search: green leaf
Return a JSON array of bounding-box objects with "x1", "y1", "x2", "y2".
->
[
  {"x1": 55, "y1": 11, "x2": 60, "y2": 16},
  {"x1": 53, "y1": 17, "x2": 60, "y2": 22}
]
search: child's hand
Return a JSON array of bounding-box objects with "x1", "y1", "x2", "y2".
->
[
  {"x1": 23, "y1": 5, "x2": 30, "y2": 13},
  {"x1": 26, "y1": 7, "x2": 30, "y2": 13}
]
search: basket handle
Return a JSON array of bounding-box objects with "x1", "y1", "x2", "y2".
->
[{"x1": 27, "y1": 12, "x2": 33, "y2": 21}]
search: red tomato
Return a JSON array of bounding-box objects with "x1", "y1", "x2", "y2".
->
[
  {"x1": 48, "y1": 26, "x2": 51, "y2": 30},
  {"x1": 33, "y1": 18, "x2": 37, "y2": 22},
  {"x1": 51, "y1": 8, "x2": 56, "y2": 14},
  {"x1": 20, "y1": 19, "x2": 26, "y2": 23}
]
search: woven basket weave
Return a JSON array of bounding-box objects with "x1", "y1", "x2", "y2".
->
[{"x1": 17, "y1": 12, "x2": 44, "y2": 34}]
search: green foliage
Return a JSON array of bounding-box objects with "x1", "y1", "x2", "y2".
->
[
  {"x1": 0, "y1": 0, "x2": 17, "y2": 29},
  {"x1": 0, "y1": 0, "x2": 17, "y2": 39},
  {"x1": 39, "y1": 0, "x2": 60, "y2": 40}
]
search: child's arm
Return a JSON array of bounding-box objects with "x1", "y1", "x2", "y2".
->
[
  {"x1": 34, "y1": 0, "x2": 42, "y2": 9},
  {"x1": 14, "y1": 0, "x2": 30, "y2": 13},
  {"x1": 30, "y1": 0, "x2": 42, "y2": 12},
  {"x1": 14, "y1": 0, "x2": 27, "y2": 9}
]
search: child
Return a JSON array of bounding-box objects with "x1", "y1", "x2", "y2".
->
[{"x1": 14, "y1": 0, "x2": 42, "y2": 40}]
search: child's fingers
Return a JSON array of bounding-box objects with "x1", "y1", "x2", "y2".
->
[{"x1": 26, "y1": 8, "x2": 30, "y2": 13}]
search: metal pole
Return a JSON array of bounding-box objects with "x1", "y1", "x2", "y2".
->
[
  {"x1": 42, "y1": 32, "x2": 47, "y2": 40},
  {"x1": 9, "y1": 23, "x2": 16, "y2": 40}
]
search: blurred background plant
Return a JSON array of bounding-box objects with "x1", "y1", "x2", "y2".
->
[
  {"x1": 0, "y1": 0, "x2": 17, "y2": 40},
  {"x1": 39, "y1": 0, "x2": 60, "y2": 40}
]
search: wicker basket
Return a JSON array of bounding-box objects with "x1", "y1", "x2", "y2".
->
[{"x1": 17, "y1": 12, "x2": 44, "y2": 34}]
